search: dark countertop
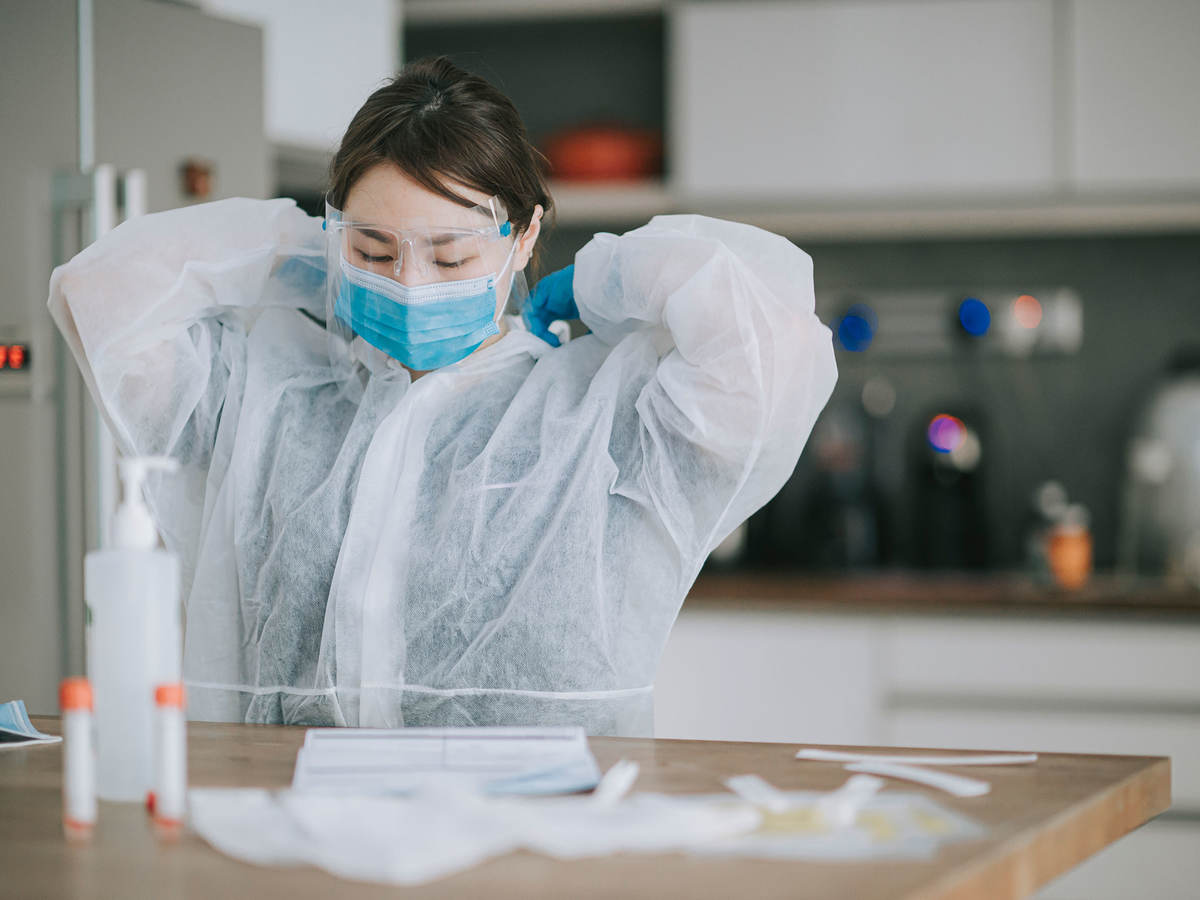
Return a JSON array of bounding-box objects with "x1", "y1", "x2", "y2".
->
[{"x1": 686, "y1": 570, "x2": 1200, "y2": 619}]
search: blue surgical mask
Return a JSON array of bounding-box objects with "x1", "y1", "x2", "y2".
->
[
  {"x1": 334, "y1": 241, "x2": 518, "y2": 371},
  {"x1": 0, "y1": 699, "x2": 59, "y2": 745}
]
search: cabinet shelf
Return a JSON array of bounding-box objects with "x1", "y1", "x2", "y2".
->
[
  {"x1": 405, "y1": 0, "x2": 663, "y2": 25},
  {"x1": 550, "y1": 181, "x2": 1200, "y2": 240},
  {"x1": 548, "y1": 180, "x2": 673, "y2": 227},
  {"x1": 712, "y1": 195, "x2": 1200, "y2": 242}
]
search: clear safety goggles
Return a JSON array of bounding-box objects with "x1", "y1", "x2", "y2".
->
[{"x1": 323, "y1": 195, "x2": 515, "y2": 287}]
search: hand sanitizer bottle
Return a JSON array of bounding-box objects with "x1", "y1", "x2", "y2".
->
[{"x1": 85, "y1": 456, "x2": 181, "y2": 803}]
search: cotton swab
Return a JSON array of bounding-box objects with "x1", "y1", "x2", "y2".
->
[
  {"x1": 796, "y1": 749, "x2": 1037, "y2": 767},
  {"x1": 844, "y1": 761, "x2": 991, "y2": 798}
]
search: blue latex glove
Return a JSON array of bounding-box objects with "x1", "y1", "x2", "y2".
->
[{"x1": 524, "y1": 264, "x2": 577, "y2": 347}]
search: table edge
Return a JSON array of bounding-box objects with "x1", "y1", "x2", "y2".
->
[{"x1": 909, "y1": 755, "x2": 1172, "y2": 900}]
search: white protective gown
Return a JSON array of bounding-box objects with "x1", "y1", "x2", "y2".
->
[{"x1": 48, "y1": 198, "x2": 837, "y2": 735}]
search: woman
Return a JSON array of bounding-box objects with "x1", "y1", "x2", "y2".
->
[{"x1": 49, "y1": 57, "x2": 836, "y2": 735}]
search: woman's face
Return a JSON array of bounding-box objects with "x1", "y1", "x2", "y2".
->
[{"x1": 343, "y1": 162, "x2": 542, "y2": 326}]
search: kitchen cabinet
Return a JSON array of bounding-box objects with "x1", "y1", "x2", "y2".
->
[
  {"x1": 1034, "y1": 819, "x2": 1200, "y2": 900},
  {"x1": 654, "y1": 610, "x2": 881, "y2": 744},
  {"x1": 199, "y1": 0, "x2": 399, "y2": 153},
  {"x1": 881, "y1": 616, "x2": 1200, "y2": 899},
  {"x1": 1069, "y1": 0, "x2": 1200, "y2": 192},
  {"x1": 883, "y1": 618, "x2": 1200, "y2": 701},
  {"x1": 880, "y1": 619, "x2": 1200, "y2": 809},
  {"x1": 887, "y1": 706, "x2": 1200, "y2": 805},
  {"x1": 671, "y1": 0, "x2": 1057, "y2": 200},
  {"x1": 655, "y1": 601, "x2": 1200, "y2": 899},
  {"x1": 401, "y1": 0, "x2": 1200, "y2": 235}
]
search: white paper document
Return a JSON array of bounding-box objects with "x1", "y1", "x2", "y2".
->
[{"x1": 291, "y1": 726, "x2": 602, "y2": 796}]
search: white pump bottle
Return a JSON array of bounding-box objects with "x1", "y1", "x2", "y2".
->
[{"x1": 85, "y1": 456, "x2": 182, "y2": 803}]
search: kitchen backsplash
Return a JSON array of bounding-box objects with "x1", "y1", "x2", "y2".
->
[{"x1": 543, "y1": 226, "x2": 1200, "y2": 569}]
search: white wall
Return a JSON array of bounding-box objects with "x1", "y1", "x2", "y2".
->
[{"x1": 198, "y1": 0, "x2": 401, "y2": 150}]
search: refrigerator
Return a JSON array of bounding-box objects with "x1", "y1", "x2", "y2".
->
[{"x1": 0, "y1": 0, "x2": 268, "y2": 713}]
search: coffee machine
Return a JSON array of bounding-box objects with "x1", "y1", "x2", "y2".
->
[{"x1": 1120, "y1": 347, "x2": 1200, "y2": 587}]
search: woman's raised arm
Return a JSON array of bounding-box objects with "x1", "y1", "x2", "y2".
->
[
  {"x1": 575, "y1": 214, "x2": 838, "y2": 570},
  {"x1": 48, "y1": 197, "x2": 323, "y2": 465}
]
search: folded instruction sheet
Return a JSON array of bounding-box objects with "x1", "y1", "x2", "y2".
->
[{"x1": 291, "y1": 726, "x2": 602, "y2": 796}]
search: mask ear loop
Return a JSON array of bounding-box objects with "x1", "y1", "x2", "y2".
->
[{"x1": 494, "y1": 231, "x2": 527, "y2": 319}]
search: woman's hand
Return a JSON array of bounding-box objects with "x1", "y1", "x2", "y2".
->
[{"x1": 524, "y1": 264, "x2": 577, "y2": 347}]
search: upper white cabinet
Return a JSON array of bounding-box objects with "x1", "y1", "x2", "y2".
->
[
  {"x1": 402, "y1": 0, "x2": 1200, "y2": 234},
  {"x1": 200, "y1": 0, "x2": 400, "y2": 151},
  {"x1": 672, "y1": 0, "x2": 1057, "y2": 199},
  {"x1": 1069, "y1": 0, "x2": 1200, "y2": 191}
]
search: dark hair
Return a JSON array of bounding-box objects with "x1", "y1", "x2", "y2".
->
[{"x1": 328, "y1": 56, "x2": 553, "y2": 272}]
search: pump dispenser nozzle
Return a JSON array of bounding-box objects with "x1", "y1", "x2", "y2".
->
[{"x1": 111, "y1": 457, "x2": 178, "y2": 551}]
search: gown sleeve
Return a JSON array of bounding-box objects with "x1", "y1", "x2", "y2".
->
[
  {"x1": 47, "y1": 196, "x2": 324, "y2": 466},
  {"x1": 573, "y1": 214, "x2": 838, "y2": 566},
  {"x1": 48, "y1": 197, "x2": 326, "y2": 582}
]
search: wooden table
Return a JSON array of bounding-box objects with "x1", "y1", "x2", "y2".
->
[{"x1": 0, "y1": 718, "x2": 1169, "y2": 900}]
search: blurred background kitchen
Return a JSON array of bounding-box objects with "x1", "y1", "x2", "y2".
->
[{"x1": 2, "y1": 1, "x2": 1198, "y2": 896}]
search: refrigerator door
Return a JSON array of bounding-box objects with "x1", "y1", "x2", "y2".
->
[
  {"x1": 0, "y1": 0, "x2": 266, "y2": 714},
  {"x1": 0, "y1": 0, "x2": 83, "y2": 715}
]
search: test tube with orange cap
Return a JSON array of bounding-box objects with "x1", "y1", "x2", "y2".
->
[
  {"x1": 152, "y1": 682, "x2": 187, "y2": 833},
  {"x1": 59, "y1": 678, "x2": 96, "y2": 840}
]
